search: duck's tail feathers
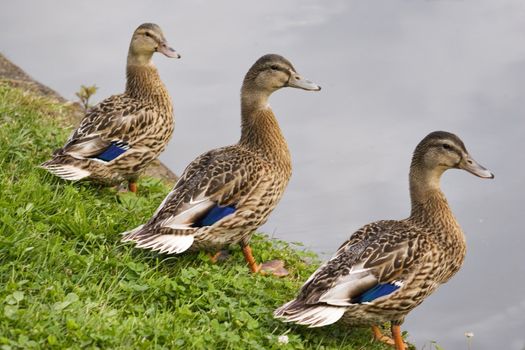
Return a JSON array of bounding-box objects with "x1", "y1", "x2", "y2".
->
[
  {"x1": 120, "y1": 224, "x2": 146, "y2": 240},
  {"x1": 274, "y1": 299, "x2": 346, "y2": 328},
  {"x1": 121, "y1": 225, "x2": 194, "y2": 255},
  {"x1": 40, "y1": 161, "x2": 91, "y2": 181}
]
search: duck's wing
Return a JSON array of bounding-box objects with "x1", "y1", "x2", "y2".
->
[
  {"x1": 122, "y1": 146, "x2": 268, "y2": 251},
  {"x1": 274, "y1": 220, "x2": 431, "y2": 326},
  {"x1": 57, "y1": 95, "x2": 155, "y2": 162},
  {"x1": 300, "y1": 221, "x2": 417, "y2": 305},
  {"x1": 157, "y1": 146, "x2": 267, "y2": 225}
]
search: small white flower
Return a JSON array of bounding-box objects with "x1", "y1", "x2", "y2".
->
[
  {"x1": 465, "y1": 332, "x2": 474, "y2": 338},
  {"x1": 277, "y1": 335, "x2": 289, "y2": 344}
]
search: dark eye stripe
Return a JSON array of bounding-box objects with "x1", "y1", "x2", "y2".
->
[
  {"x1": 434, "y1": 142, "x2": 461, "y2": 154},
  {"x1": 268, "y1": 65, "x2": 288, "y2": 73},
  {"x1": 143, "y1": 31, "x2": 160, "y2": 42}
]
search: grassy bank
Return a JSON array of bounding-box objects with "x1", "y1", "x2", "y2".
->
[{"x1": 0, "y1": 84, "x2": 392, "y2": 349}]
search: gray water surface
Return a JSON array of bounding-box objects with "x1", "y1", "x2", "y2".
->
[{"x1": 2, "y1": 1, "x2": 524, "y2": 349}]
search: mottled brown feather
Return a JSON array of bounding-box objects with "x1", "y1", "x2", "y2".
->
[
  {"x1": 121, "y1": 54, "x2": 320, "y2": 254},
  {"x1": 41, "y1": 23, "x2": 175, "y2": 185},
  {"x1": 275, "y1": 131, "x2": 492, "y2": 328}
]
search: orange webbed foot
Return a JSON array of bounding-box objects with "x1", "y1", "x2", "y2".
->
[
  {"x1": 241, "y1": 244, "x2": 288, "y2": 277},
  {"x1": 208, "y1": 250, "x2": 231, "y2": 263},
  {"x1": 128, "y1": 181, "x2": 138, "y2": 193},
  {"x1": 259, "y1": 259, "x2": 289, "y2": 277},
  {"x1": 372, "y1": 325, "x2": 408, "y2": 350}
]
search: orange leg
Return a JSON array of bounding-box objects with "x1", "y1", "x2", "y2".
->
[
  {"x1": 391, "y1": 324, "x2": 406, "y2": 350},
  {"x1": 128, "y1": 181, "x2": 138, "y2": 193},
  {"x1": 241, "y1": 245, "x2": 261, "y2": 273},
  {"x1": 208, "y1": 252, "x2": 221, "y2": 264},
  {"x1": 241, "y1": 244, "x2": 289, "y2": 276},
  {"x1": 371, "y1": 325, "x2": 407, "y2": 350},
  {"x1": 372, "y1": 325, "x2": 396, "y2": 346}
]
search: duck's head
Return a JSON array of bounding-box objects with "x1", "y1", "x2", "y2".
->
[
  {"x1": 412, "y1": 131, "x2": 494, "y2": 179},
  {"x1": 128, "y1": 23, "x2": 180, "y2": 64},
  {"x1": 243, "y1": 54, "x2": 321, "y2": 93}
]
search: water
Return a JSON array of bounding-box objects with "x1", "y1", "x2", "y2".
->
[{"x1": 2, "y1": 1, "x2": 524, "y2": 349}]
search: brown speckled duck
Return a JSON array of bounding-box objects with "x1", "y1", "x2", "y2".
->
[
  {"x1": 122, "y1": 54, "x2": 320, "y2": 275},
  {"x1": 41, "y1": 23, "x2": 180, "y2": 193},
  {"x1": 274, "y1": 131, "x2": 494, "y2": 350}
]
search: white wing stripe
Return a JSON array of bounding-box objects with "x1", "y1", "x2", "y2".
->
[{"x1": 161, "y1": 199, "x2": 215, "y2": 229}]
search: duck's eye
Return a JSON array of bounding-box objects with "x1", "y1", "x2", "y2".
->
[
  {"x1": 145, "y1": 32, "x2": 152, "y2": 38},
  {"x1": 270, "y1": 65, "x2": 280, "y2": 71},
  {"x1": 442, "y1": 144, "x2": 452, "y2": 151}
]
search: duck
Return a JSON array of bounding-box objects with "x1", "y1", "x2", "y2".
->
[
  {"x1": 41, "y1": 23, "x2": 180, "y2": 193},
  {"x1": 121, "y1": 54, "x2": 321, "y2": 275},
  {"x1": 274, "y1": 131, "x2": 494, "y2": 350}
]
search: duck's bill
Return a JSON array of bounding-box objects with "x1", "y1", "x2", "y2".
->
[
  {"x1": 288, "y1": 74, "x2": 321, "y2": 91},
  {"x1": 158, "y1": 43, "x2": 181, "y2": 58},
  {"x1": 461, "y1": 156, "x2": 494, "y2": 179}
]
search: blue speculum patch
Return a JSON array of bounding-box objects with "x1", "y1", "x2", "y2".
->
[
  {"x1": 93, "y1": 142, "x2": 129, "y2": 162},
  {"x1": 193, "y1": 205, "x2": 236, "y2": 227},
  {"x1": 353, "y1": 283, "x2": 401, "y2": 303}
]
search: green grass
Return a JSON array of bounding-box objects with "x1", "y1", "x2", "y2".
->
[{"x1": 0, "y1": 84, "x2": 393, "y2": 349}]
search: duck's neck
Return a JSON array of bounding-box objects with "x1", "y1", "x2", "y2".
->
[
  {"x1": 408, "y1": 163, "x2": 467, "y2": 280},
  {"x1": 125, "y1": 55, "x2": 172, "y2": 110},
  {"x1": 408, "y1": 165, "x2": 461, "y2": 234},
  {"x1": 239, "y1": 86, "x2": 291, "y2": 166}
]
